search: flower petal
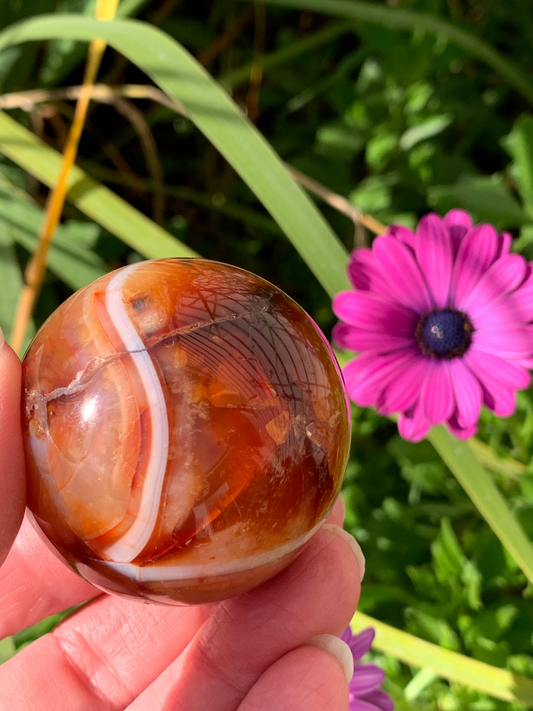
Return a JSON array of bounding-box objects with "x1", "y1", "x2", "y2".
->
[
  {"x1": 463, "y1": 254, "x2": 527, "y2": 316},
  {"x1": 480, "y1": 381, "x2": 516, "y2": 417},
  {"x1": 451, "y1": 224, "x2": 500, "y2": 310},
  {"x1": 333, "y1": 291, "x2": 418, "y2": 334},
  {"x1": 388, "y1": 223, "x2": 416, "y2": 250},
  {"x1": 347, "y1": 627, "x2": 375, "y2": 663},
  {"x1": 503, "y1": 265, "x2": 533, "y2": 322},
  {"x1": 373, "y1": 235, "x2": 433, "y2": 312},
  {"x1": 444, "y1": 209, "x2": 472, "y2": 254},
  {"x1": 446, "y1": 413, "x2": 477, "y2": 439},
  {"x1": 500, "y1": 231, "x2": 512, "y2": 257},
  {"x1": 349, "y1": 698, "x2": 382, "y2": 711},
  {"x1": 350, "y1": 664, "x2": 385, "y2": 695},
  {"x1": 416, "y1": 213, "x2": 453, "y2": 308},
  {"x1": 471, "y1": 300, "x2": 527, "y2": 331},
  {"x1": 347, "y1": 249, "x2": 399, "y2": 302},
  {"x1": 348, "y1": 248, "x2": 376, "y2": 290},
  {"x1": 519, "y1": 357, "x2": 533, "y2": 369},
  {"x1": 378, "y1": 355, "x2": 429, "y2": 415},
  {"x1": 463, "y1": 349, "x2": 531, "y2": 390},
  {"x1": 448, "y1": 358, "x2": 482, "y2": 427},
  {"x1": 339, "y1": 626, "x2": 355, "y2": 645},
  {"x1": 333, "y1": 323, "x2": 414, "y2": 354},
  {"x1": 420, "y1": 360, "x2": 455, "y2": 425},
  {"x1": 398, "y1": 402, "x2": 431, "y2": 442},
  {"x1": 472, "y1": 326, "x2": 533, "y2": 359},
  {"x1": 359, "y1": 690, "x2": 395, "y2": 711},
  {"x1": 343, "y1": 350, "x2": 416, "y2": 407}
]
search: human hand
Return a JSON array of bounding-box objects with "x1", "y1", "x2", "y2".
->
[{"x1": 0, "y1": 341, "x2": 363, "y2": 711}]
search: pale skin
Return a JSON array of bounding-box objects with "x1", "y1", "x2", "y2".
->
[{"x1": 0, "y1": 343, "x2": 362, "y2": 711}]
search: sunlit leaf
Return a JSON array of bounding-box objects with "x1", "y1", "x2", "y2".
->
[
  {"x1": 0, "y1": 15, "x2": 350, "y2": 297},
  {"x1": 428, "y1": 175, "x2": 525, "y2": 229},
  {"x1": 503, "y1": 113, "x2": 533, "y2": 219},
  {"x1": 0, "y1": 111, "x2": 197, "y2": 261}
]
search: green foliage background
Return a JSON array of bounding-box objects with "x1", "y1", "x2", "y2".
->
[{"x1": 2, "y1": 0, "x2": 533, "y2": 708}]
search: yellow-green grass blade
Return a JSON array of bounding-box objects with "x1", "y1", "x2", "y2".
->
[
  {"x1": 0, "y1": 111, "x2": 196, "y2": 260},
  {"x1": 0, "y1": 171, "x2": 108, "y2": 290},
  {"x1": 0, "y1": 15, "x2": 350, "y2": 297},
  {"x1": 244, "y1": 0, "x2": 533, "y2": 110},
  {"x1": 352, "y1": 611, "x2": 533, "y2": 706}
]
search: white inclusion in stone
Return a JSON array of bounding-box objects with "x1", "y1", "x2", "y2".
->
[
  {"x1": 90, "y1": 521, "x2": 324, "y2": 582},
  {"x1": 101, "y1": 263, "x2": 170, "y2": 563}
]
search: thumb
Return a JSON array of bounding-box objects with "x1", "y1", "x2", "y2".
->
[{"x1": 0, "y1": 340, "x2": 26, "y2": 567}]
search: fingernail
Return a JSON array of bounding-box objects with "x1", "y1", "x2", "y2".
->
[
  {"x1": 323, "y1": 524, "x2": 365, "y2": 582},
  {"x1": 308, "y1": 634, "x2": 354, "y2": 683}
]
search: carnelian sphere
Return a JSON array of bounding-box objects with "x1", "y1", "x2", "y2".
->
[{"x1": 22, "y1": 259, "x2": 350, "y2": 604}]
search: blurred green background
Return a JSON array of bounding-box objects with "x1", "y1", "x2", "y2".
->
[{"x1": 3, "y1": 0, "x2": 533, "y2": 708}]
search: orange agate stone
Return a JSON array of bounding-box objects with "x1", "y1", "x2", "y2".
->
[{"x1": 22, "y1": 259, "x2": 350, "y2": 604}]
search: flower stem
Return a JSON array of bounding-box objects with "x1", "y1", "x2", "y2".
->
[
  {"x1": 467, "y1": 437, "x2": 527, "y2": 480},
  {"x1": 351, "y1": 611, "x2": 533, "y2": 705},
  {"x1": 428, "y1": 425, "x2": 533, "y2": 586}
]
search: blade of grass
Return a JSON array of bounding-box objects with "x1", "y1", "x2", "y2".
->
[
  {"x1": 241, "y1": 0, "x2": 533, "y2": 110},
  {"x1": 2, "y1": 14, "x2": 533, "y2": 597},
  {"x1": 11, "y1": 0, "x2": 120, "y2": 354},
  {"x1": 0, "y1": 110, "x2": 197, "y2": 260},
  {"x1": 0, "y1": 174, "x2": 108, "y2": 291},
  {"x1": 0, "y1": 213, "x2": 31, "y2": 347},
  {"x1": 219, "y1": 19, "x2": 354, "y2": 90},
  {"x1": 0, "y1": 15, "x2": 350, "y2": 297},
  {"x1": 351, "y1": 611, "x2": 533, "y2": 706},
  {"x1": 428, "y1": 425, "x2": 533, "y2": 586}
]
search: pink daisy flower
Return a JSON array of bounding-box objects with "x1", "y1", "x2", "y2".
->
[
  {"x1": 333, "y1": 210, "x2": 533, "y2": 442},
  {"x1": 340, "y1": 626, "x2": 394, "y2": 711}
]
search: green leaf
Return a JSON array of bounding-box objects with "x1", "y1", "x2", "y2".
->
[
  {"x1": 399, "y1": 115, "x2": 452, "y2": 150},
  {"x1": 0, "y1": 210, "x2": 31, "y2": 346},
  {"x1": 407, "y1": 608, "x2": 461, "y2": 651},
  {"x1": 403, "y1": 668, "x2": 438, "y2": 703},
  {"x1": 428, "y1": 175, "x2": 526, "y2": 229},
  {"x1": 432, "y1": 518, "x2": 466, "y2": 582},
  {"x1": 219, "y1": 20, "x2": 354, "y2": 91},
  {"x1": 0, "y1": 15, "x2": 350, "y2": 297},
  {"x1": 243, "y1": 0, "x2": 533, "y2": 109},
  {"x1": 0, "y1": 172, "x2": 107, "y2": 291},
  {"x1": 352, "y1": 611, "x2": 533, "y2": 705},
  {"x1": 39, "y1": 0, "x2": 150, "y2": 86},
  {"x1": 0, "y1": 111, "x2": 197, "y2": 261},
  {"x1": 429, "y1": 426, "x2": 533, "y2": 589},
  {"x1": 13, "y1": 612, "x2": 66, "y2": 647},
  {"x1": 0, "y1": 636, "x2": 16, "y2": 664},
  {"x1": 503, "y1": 113, "x2": 533, "y2": 218}
]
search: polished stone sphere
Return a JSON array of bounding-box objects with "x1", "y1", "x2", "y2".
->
[{"x1": 22, "y1": 259, "x2": 350, "y2": 604}]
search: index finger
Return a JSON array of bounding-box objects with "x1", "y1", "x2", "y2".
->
[{"x1": 0, "y1": 340, "x2": 26, "y2": 567}]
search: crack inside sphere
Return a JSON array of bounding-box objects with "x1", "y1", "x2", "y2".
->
[{"x1": 22, "y1": 259, "x2": 350, "y2": 605}]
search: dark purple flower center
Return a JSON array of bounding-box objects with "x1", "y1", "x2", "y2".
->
[{"x1": 416, "y1": 309, "x2": 473, "y2": 359}]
